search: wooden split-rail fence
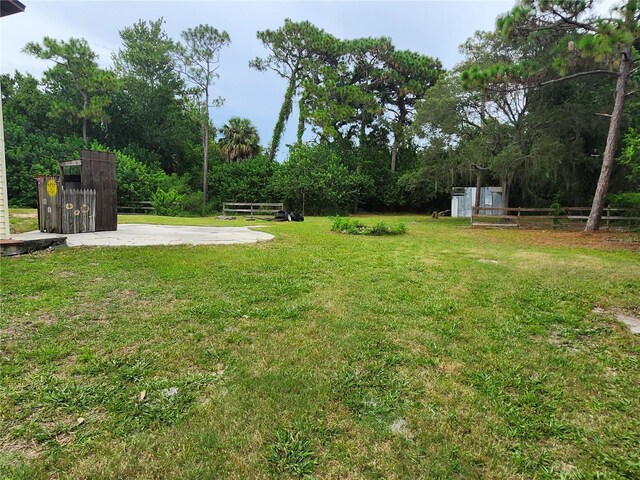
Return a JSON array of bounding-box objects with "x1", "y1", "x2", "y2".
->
[
  {"x1": 471, "y1": 206, "x2": 640, "y2": 231},
  {"x1": 37, "y1": 176, "x2": 96, "y2": 234}
]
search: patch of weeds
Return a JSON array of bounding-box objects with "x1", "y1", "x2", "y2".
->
[
  {"x1": 331, "y1": 216, "x2": 406, "y2": 236},
  {"x1": 367, "y1": 221, "x2": 407, "y2": 236},
  {"x1": 42, "y1": 381, "x2": 117, "y2": 411},
  {"x1": 468, "y1": 367, "x2": 568, "y2": 440},
  {"x1": 78, "y1": 354, "x2": 155, "y2": 384},
  {"x1": 333, "y1": 363, "x2": 406, "y2": 424},
  {"x1": 118, "y1": 371, "x2": 222, "y2": 431},
  {"x1": 332, "y1": 340, "x2": 408, "y2": 426},
  {"x1": 5, "y1": 356, "x2": 222, "y2": 453},
  {"x1": 267, "y1": 421, "x2": 318, "y2": 478},
  {"x1": 330, "y1": 216, "x2": 366, "y2": 234}
]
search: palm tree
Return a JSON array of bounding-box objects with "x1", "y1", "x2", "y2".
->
[{"x1": 218, "y1": 117, "x2": 261, "y2": 162}]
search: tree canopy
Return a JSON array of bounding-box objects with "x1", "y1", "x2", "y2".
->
[{"x1": 5, "y1": 8, "x2": 639, "y2": 225}]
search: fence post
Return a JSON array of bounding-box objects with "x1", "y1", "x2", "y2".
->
[{"x1": 606, "y1": 204, "x2": 610, "y2": 230}]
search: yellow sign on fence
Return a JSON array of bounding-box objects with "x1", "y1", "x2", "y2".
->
[{"x1": 46, "y1": 180, "x2": 58, "y2": 197}]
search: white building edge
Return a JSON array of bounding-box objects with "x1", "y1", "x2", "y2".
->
[{"x1": 451, "y1": 186, "x2": 503, "y2": 218}]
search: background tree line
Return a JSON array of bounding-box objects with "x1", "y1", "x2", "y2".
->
[{"x1": 3, "y1": 2, "x2": 639, "y2": 227}]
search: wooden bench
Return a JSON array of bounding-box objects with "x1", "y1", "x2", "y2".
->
[
  {"x1": 117, "y1": 201, "x2": 156, "y2": 214},
  {"x1": 223, "y1": 202, "x2": 284, "y2": 219}
]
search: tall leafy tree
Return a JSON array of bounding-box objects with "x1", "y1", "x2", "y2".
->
[
  {"x1": 301, "y1": 37, "x2": 388, "y2": 145},
  {"x1": 177, "y1": 24, "x2": 231, "y2": 204},
  {"x1": 302, "y1": 36, "x2": 442, "y2": 172},
  {"x1": 458, "y1": 31, "x2": 539, "y2": 208},
  {"x1": 1, "y1": 72, "x2": 52, "y2": 134},
  {"x1": 110, "y1": 18, "x2": 189, "y2": 171},
  {"x1": 414, "y1": 28, "x2": 613, "y2": 211},
  {"x1": 250, "y1": 19, "x2": 341, "y2": 161},
  {"x1": 218, "y1": 117, "x2": 261, "y2": 163},
  {"x1": 2, "y1": 72, "x2": 84, "y2": 206},
  {"x1": 372, "y1": 49, "x2": 442, "y2": 172},
  {"x1": 489, "y1": 0, "x2": 640, "y2": 231},
  {"x1": 23, "y1": 37, "x2": 116, "y2": 144}
]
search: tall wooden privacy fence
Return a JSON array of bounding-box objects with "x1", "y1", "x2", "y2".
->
[{"x1": 471, "y1": 207, "x2": 640, "y2": 231}]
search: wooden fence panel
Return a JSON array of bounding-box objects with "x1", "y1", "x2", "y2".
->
[
  {"x1": 80, "y1": 150, "x2": 117, "y2": 231},
  {"x1": 61, "y1": 188, "x2": 96, "y2": 234},
  {"x1": 471, "y1": 206, "x2": 640, "y2": 231},
  {"x1": 36, "y1": 176, "x2": 62, "y2": 233}
]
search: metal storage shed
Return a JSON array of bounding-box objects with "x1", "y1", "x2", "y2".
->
[{"x1": 451, "y1": 187, "x2": 502, "y2": 218}]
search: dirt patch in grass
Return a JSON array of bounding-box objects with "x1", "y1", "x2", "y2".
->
[
  {"x1": 511, "y1": 251, "x2": 606, "y2": 270},
  {"x1": 0, "y1": 435, "x2": 42, "y2": 460},
  {"x1": 438, "y1": 359, "x2": 464, "y2": 376},
  {"x1": 501, "y1": 230, "x2": 640, "y2": 251},
  {"x1": 593, "y1": 306, "x2": 640, "y2": 334},
  {"x1": 106, "y1": 289, "x2": 183, "y2": 312},
  {"x1": 1, "y1": 312, "x2": 58, "y2": 341}
]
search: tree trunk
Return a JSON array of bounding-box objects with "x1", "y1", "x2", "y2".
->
[
  {"x1": 474, "y1": 170, "x2": 482, "y2": 212},
  {"x1": 391, "y1": 100, "x2": 408, "y2": 173},
  {"x1": 585, "y1": 48, "x2": 631, "y2": 232},
  {"x1": 501, "y1": 177, "x2": 510, "y2": 209},
  {"x1": 269, "y1": 73, "x2": 297, "y2": 162},
  {"x1": 391, "y1": 135, "x2": 398, "y2": 173},
  {"x1": 296, "y1": 98, "x2": 305, "y2": 144},
  {"x1": 354, "y1": 164, "x2": 361, "y2": 213},
  {"x1": 81, "y1": 91, "x2": 88, "y2": 144},
  {"x1": 359, "y1": 110, "x2": 367, "y2": 147},
  {"x1": 203, "y1": 89, "x2": 209, "y2": 205}
]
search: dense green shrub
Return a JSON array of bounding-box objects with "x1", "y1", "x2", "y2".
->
[
  {"x1": 331, "y1": 216, "x2": 366, "y2": 234},
  {"x1": 273, "y1": 145, "x2": 373, "y2": 215},
  {"x1": 89, "y1": 142, "x2": 171, "y2": 204},
  {"x1": 331, "y1": 216, "x2": 406, "y2": 236},
  {"x1": 608, "y1": 192, "x2": 640, "y2": 212},
  {"x1": 180, "y1": 191, "x2": 218, "y2": 216},
  {"x1": 621, "y1": 128, "x2": 640, "y2": 186},
  {"x1": 5, "y1": 129, "x2": 84, "y2": 207},
  {"x1": 152, "y1": 188, "x2": 185, "y2": 216},
  {"x1": 207, "y1": 154, "x2": 277, "y2": 211}
]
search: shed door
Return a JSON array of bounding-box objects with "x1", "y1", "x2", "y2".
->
[{"x1": 80, "y1": 150, "x2": 117, "y2": 231}]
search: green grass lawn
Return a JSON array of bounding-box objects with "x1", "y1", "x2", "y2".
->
[
  {"x1": 8, "y1": 209, "x2": 39, "y2": 234},
  {"x1": 1, "y1": 214, "x2": 639, "y2": 479}
]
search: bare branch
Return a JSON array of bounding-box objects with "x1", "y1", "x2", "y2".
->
[
  {"x1": 537, "y1": 69, "x2": 618, "y2": 86},
  {"x1": 486, "y1": 69, "x2": 618, "y2": 94},
  {"x1": 471, "y1": 163, "x2": 490, "y2": 171},
  {"x1": 548, "y1": 7, "x2": 598, "y2": 33}
]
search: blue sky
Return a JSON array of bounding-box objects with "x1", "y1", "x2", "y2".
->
[{"x1": 3, "y1": 0, "x2": 524, "y2": 159}]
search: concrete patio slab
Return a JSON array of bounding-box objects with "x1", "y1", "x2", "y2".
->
[{"x1": 11, "y1": 224, "x2": 273, "y2": 247}]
